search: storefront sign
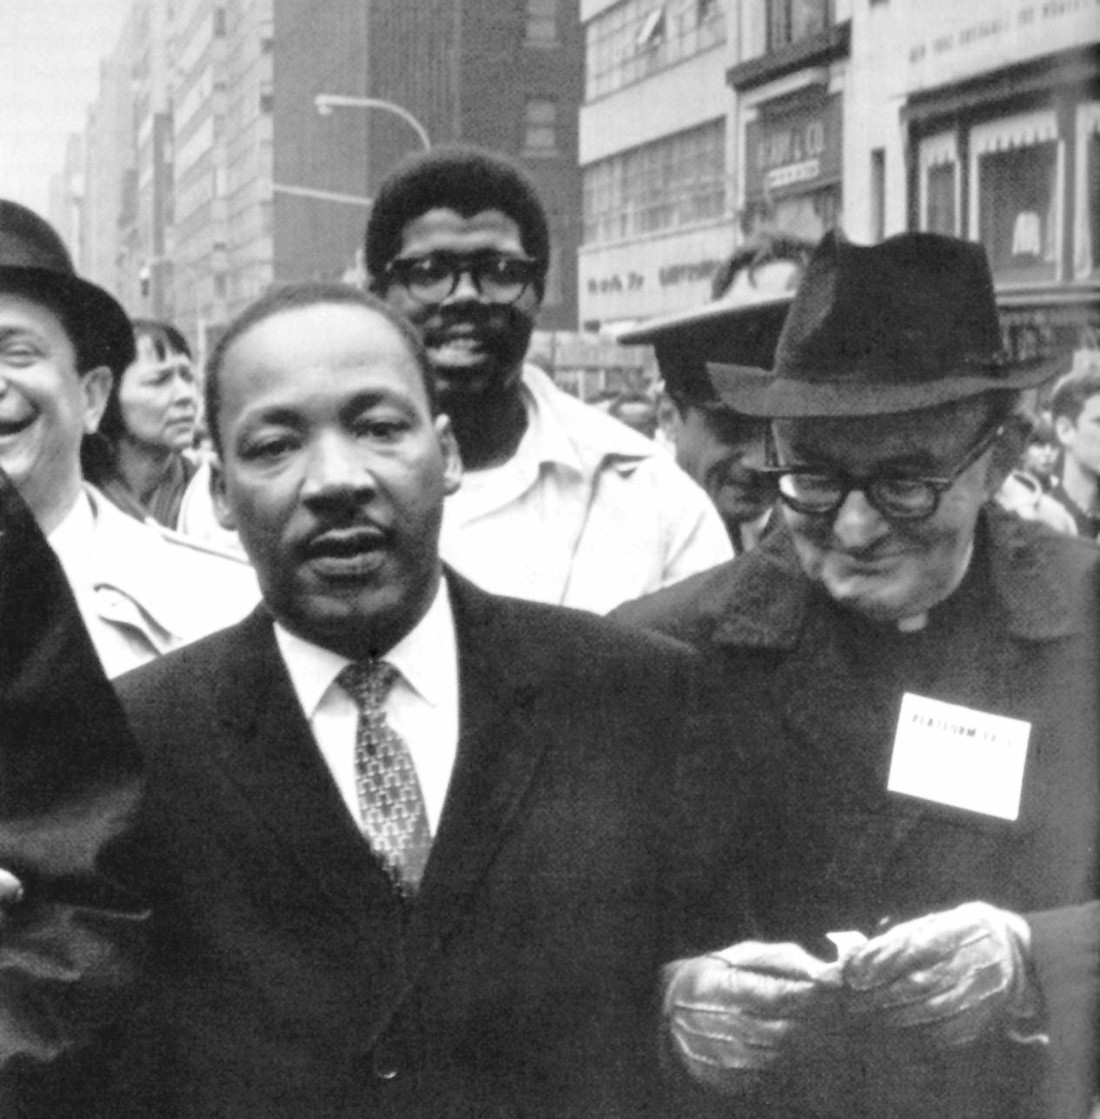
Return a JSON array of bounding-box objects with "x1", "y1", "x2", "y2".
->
[
  {"x1": 906, "y1": 0, "x2": 1098, "y2": 91},
  {"x1": 745, "y1": 95, "x2": 842, "y2": 202},
  {"x1": 578, "y1": 227, "x2": 731, "y2": 326}
]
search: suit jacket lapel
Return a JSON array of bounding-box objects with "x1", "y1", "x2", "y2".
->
[
  {"x1": 210, "y1": 608, "x2": 395, "y2": 930},
  {"x1": 407, "y1": 574, "x2": 550, "y2": 952}
]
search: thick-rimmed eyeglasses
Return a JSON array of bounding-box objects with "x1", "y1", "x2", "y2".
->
[
  {"x1": 384, "y1": 251, "x2": 541, "y2": 305},
  {"x1": 760, "y1": 422, "x2": 1005, "y2": 521}
]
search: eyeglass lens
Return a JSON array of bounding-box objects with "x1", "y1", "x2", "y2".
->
[{"x1": 390, "y1": 253, "x2": 537, "y2": 304}]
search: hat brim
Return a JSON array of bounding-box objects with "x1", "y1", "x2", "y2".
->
[
  {"x1": 0, "y1": 265, "x2": 134, "y2": 376},
  {"x1": 707, "y1": 355, "x2": 1064, "y2": 418}
]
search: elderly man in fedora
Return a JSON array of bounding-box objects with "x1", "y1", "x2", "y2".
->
[
  {"x1": 0, "y1": 200, "x2": 256, "y2": 676},
  {"x1": 615, "y1": 231, "x2": 1098, "y2": 1119}
]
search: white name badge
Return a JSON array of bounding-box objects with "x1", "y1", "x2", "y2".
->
[{"x1": 888, "y1": 693, "x2": 1031, "y2": 820}]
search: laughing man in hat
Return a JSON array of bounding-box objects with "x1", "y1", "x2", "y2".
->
[
  {"x1": 615, "y1": 232, "x2": 1098, "y2": 1119},
  {"x1": 0, "y1": 200, "x2": 257, "y2": 676}
]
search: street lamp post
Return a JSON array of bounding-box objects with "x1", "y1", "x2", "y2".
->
[{"x1": 313, "y1": 94, "x2": 432, "y2": 152}]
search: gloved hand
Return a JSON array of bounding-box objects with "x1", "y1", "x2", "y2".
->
[
  {"x1": 842, "y1": 901, "x2": 1035, "y2": 1048},
  {"x1": 663, "y1": 940, "x2": 844, "y2": 1096}
]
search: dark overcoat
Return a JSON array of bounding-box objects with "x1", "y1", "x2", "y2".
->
[
  {"x1": 107, "y1": 574, "x2": 717, "y2": 1119},
  {"x1": 615, "y1": 507, "x2": 1100, "y2": 1119},
  {"x1": 0, "y1": 469, "x2": 145, "y2": 1116}
]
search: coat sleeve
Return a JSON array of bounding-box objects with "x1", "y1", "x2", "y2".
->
[{"x1": 0, "y1": 467, "x2": 149, "y2": 1114}]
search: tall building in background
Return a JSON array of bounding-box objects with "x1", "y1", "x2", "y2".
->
[
  {"x1": 126, "y1": 0, "x2": 175, "y2": 319},
  {"x1": 81, "y1": 9, "x2": 138, "y2": 308},
  {"x1": 60, "y1": 0, "x2": 581, "y2": 353},
  {"x1": 273, "y1": 0, "x2": 583, "y2": 332}
]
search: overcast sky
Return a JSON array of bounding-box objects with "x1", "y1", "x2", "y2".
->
[{"x1": 0, "y1": 0, "x2": 132, "y2": 213}]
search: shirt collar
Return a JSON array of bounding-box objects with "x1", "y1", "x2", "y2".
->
[
  {"x1": 518, "y1": 364, "x2": 656, "y2": 478},
  {"x1": 274, "y1": 575, "x2": 457, "y2": 720}
]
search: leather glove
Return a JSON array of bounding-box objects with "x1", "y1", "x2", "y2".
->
[
  {"x1": 663, "y1": 941, "x2": 844, "y2": 1096},
  {"x1": 842, "y1": 901, "x2": 1035, "y2": 1048}
]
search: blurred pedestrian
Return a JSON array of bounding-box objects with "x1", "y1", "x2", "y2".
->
[
  {"x1": 994, "y1": 412, "x2": 1076, "y2": 534},
  {"x1": 1048, "y1": 367, "x2": 1100, "y2": 539},
  {"x1": 608, "y1": 389, "x2": 659, "y2": 438},
  {"x1": 85, "y1": 318, "x2": 200, "y2": 528},
  {"x1": 616, "y1": 231, "x2": 1096, "y2": 1119},
  {"x1": 1021, "y1": 412, "x2": 1059, "y2": 489},
  {"x1": 364, "y1": 144, "x2": 730, "y2": 611},
  {"x1": 0, "y1": 199, "x2": 257, "y2": 676}
]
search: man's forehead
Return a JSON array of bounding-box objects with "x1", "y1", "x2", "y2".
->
[
  {"x1": 775, "y1": 400, "x2": 992, "y2": 463},
  {"x1": 399, "y1": 208, "x2": 522, "y2": 246}
]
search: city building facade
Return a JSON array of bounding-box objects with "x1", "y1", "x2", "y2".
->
[
  {"x1": 588, "y1": 0, "x2": 1097, "y2": 373},
  {"x1": 578, "y1": 0, "x2": 733, "y2": 330},
  {"x1": 55, "y1": 0, "x2": 583, "y2": 360}
]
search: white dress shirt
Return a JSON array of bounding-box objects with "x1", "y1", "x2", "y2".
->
[{"x1": 274, "y1": 579, "x2": 460, "y2": 834}]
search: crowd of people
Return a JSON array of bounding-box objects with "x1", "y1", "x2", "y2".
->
[{"x1": 0, "y1": 142, "x2": 1095, "y2": 1119}]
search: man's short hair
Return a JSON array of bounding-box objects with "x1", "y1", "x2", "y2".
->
[
  {"x1": 1049, "y1": 367, "x2": 1100, "y2": 425},
  {"x1": 364, "y1": 145, "x2": 550, "y2": 300},
  {"x1": 205, "y1": 282, "x2": 437, "y2": 455}
]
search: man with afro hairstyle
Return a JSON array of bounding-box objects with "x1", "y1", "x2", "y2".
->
[{"x1": 365, "y1": 144, "x2": 730, "y2": 613}]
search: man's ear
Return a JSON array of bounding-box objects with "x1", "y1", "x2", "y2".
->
[
  {"x1": 210, "y1": 457, "x2": 237, "y2": 531},
  {"x1": 80, "y1": 366, "x2": 114, "y2": 433},
  {"x1": 1054, "y1": 414, "x2": 1075, "y2": 449},
  {"x1": 435, "y1": 415, "x2": 463, "y2": 497}
]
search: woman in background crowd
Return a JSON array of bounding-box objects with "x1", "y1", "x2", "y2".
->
[{"x1": 85, "y1": 318, "x2": 199, "y2": 528}]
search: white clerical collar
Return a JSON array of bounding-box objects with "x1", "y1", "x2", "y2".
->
[{"x1": 274, "y1": 574, "x2": 457, "y2": 720}]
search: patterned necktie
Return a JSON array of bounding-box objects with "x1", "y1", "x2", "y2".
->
[{"x1": 338, "y1": 661, "x2": 432, "y2": 896}]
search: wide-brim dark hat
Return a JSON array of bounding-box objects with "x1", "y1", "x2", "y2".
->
[
  {"x1": 708, "y1": 230, "x2": 1061, "y2": 418},
  {"x1": 0, "y1": 200, "x2": 134, "y2": 376}
]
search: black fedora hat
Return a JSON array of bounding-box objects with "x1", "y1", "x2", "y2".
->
[
  {"x1": 707, "y1": 230, "x2": 1060, "y2": 418},
  {"x1": 0, "y1": 200, "x2": 134, "y2": 376}
]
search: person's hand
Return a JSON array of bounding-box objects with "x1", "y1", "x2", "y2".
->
[
  {"x1": 843, "y1": 902, "x2": 1033, "y2": 1048},
  {"x1": 663, "y1": 940, "x2": 843, "y2": 1096}
]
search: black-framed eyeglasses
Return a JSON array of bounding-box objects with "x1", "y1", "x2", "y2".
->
[
  {"x1": 384, "y1": 251, "x2": 541, "y2": 305},
  {"x1": 760, "y1": 422, "x2": 1005, "y2": 521}
]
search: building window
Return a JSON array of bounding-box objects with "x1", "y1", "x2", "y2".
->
[
  {"x1": 969, "y1": 112, "x2": 1061, "y2": 283},
  {"x1": 585, "y1": 0, "x2": 726, "y2": 100},
  {"x1": 582, "y1": 118, "x2": 726, "y2": 244},
  {"x1": 870, "y1": 148, "x2": 886, "y2": 242},
  {"x1": 977, "y1": 142, "x2": 1059, "y2": 282},
  {"x1": 1089, "y1": 129, "x2": 1100, "y2": 274},
  {"x1": 926, "y1": 163, "x2": 957, "y2": 236},
  {"x1": 766, "y1": 0, "x2": 830, "y2": 52},
  {"x1": 524, "y1": 98, "x2": 558, "y2": 154},
  {"x1": 526, "y1": 0, "x2": 558, "y2": 46}
]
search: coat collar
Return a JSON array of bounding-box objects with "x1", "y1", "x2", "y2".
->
[{"x1": 710, "y1": 505, "x2": 1087, "y2": 649}]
